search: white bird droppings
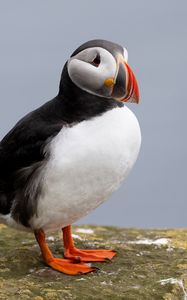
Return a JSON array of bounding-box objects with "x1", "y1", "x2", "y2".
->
[
  {"x1": 75, "y1": 278, "x2": 86, "y2": 281},
  {"x1": 159, "y1": 278, "x2": 187, "y2": 300},
  {"x1": 128, "y1": 238, "x2": 169, "y2": 246},
  {"x1": 46, "y1": 236, "x2": 55, "y2": 242},
  {"x1": 72, "y1": 233, "x2": 82, "y2": 240},
  {"x1": 75, "y1": 228, "x2": 94, "y2": 234}
]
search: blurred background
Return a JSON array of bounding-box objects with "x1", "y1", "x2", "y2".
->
[{"x1": 0, "y1": 0, "x2": 186, "y2": 228}]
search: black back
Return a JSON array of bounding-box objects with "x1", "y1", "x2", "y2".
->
[{"x1": 0, "y1": 98, "x2": 65, "y2": 225}]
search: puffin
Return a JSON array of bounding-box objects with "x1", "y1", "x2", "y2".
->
[{"x1": 0, "y1": 39, "x2": 141, "y2": 275}]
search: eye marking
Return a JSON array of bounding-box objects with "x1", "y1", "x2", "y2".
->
[{"x1": 90, "y1": 54, "x2": 101, "y2": 67}]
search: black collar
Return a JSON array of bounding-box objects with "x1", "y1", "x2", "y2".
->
[{"x1": 56, "y1": 62, "x2": 123, "y2": 124}]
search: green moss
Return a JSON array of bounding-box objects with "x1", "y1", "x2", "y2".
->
[{"x1": 1, "y1": 225, "x2": 187, "y2": 299}]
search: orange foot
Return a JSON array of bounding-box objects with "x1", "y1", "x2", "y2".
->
[
  {"x1": 64, "y1": 247, "x2": 116, "y2": 262},
  {"x1": 47, "y1": 257, "x2": 95, "y2": 275},
  {"x1": 34, "y1": 230, "x2": 95, "y2": 275},
  {"x1": 63, "y1": 226, "x2": 116, "y2": 262}
]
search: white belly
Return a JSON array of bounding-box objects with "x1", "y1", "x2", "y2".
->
[{"x1": 30, "y1": 106, "x2": 141, "y2": 231}]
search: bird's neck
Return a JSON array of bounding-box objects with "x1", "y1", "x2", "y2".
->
[{"x1": 56, "y1": 65, "x2": 123, "y2": 123}]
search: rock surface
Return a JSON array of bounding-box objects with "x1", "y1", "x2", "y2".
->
[{"x1": 1, "y1": 224, "x2": 187, "y2": 299}]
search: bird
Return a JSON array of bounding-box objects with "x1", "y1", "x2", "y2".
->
[{"x1": 0, "y1": 39, "x2": 141, "y2": 275}]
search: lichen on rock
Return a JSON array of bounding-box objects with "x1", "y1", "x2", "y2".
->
[{"x1": 1, "y1": 224, "x2": 187, "y2": 299}]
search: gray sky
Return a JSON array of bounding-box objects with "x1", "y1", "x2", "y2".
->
[{"x1": 0, "y1": 0, "x2": 186, "y2": 228}]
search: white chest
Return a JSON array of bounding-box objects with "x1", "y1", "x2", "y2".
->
[{"x1": 31, "y1": 106, "x2": 141, "y2": 231}]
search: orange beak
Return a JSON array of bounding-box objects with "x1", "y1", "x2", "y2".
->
[
  {"x1": 123, "y1": 62, "x2": 140, "y2": 103},
  {"x1": 110, "y1": 60, "x2": 140, "y2": 104}
]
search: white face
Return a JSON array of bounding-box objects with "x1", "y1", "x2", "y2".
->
[{"x1": 67, "y1": 47, "x2": 118, "y2": 97}]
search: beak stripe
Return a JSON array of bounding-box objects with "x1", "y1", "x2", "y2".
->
[{"x1": 111, "y1": 63, "x2": 126, "y2": 99}]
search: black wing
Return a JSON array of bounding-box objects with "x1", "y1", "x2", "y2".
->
[{"x1": 0, "y1": 98, "x2": 64, "y2": 225}]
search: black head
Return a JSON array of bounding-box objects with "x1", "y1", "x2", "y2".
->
[
  {"x1": 71, "y1": 39, "x2": 124, "y2": 58},
  {"x1": 58, "y1": 39, "x2": 139, "y2": 122}
]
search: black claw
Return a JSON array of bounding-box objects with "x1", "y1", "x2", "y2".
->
[
  {"x1": 104, "y1": 258, "x2": 113, "y2": 263},
  {"x1": 73, "y1": 256, "x2": 81, "y2": 263},
  {"x1": 90, "y1": 267, "x2": 100, "y2": 274}
]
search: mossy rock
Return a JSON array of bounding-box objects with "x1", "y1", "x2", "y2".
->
[{"x1": 1, "y1": 224, "x2": 187, "y2": 299}]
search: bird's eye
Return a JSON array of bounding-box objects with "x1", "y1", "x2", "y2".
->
[{"x1": 90, "y1": 54, "x2": 101, "y2": 67}]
